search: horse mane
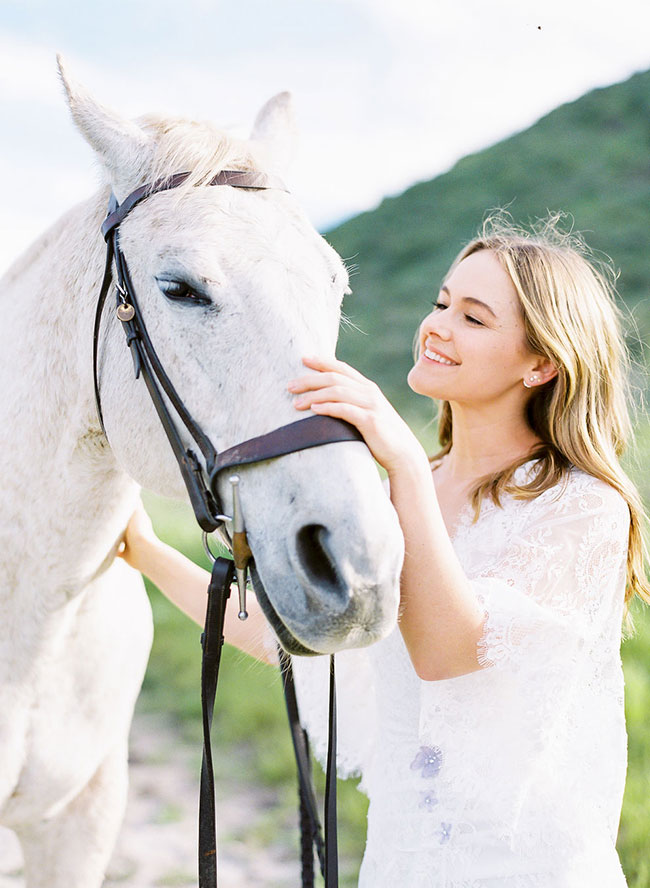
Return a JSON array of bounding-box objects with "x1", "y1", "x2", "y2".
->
[{"x1": 137, "y1": 114, "x2": 262, "y2": 191}]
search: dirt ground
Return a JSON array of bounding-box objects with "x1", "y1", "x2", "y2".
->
[{"x1": 0, "y1": 711, "x2": 300, "y2": 888}]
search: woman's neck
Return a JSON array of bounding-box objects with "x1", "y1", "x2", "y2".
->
[{"x1": 443, "y1": 401, "x2": 541, "y2": 484}]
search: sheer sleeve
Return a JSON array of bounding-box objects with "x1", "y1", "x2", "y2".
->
[
  {"x1": 418, "y1": 473, "x2": 629, "y2": 835},
  {"x1": 472, "y1": 476, "x2": 629, "y2": 676}
]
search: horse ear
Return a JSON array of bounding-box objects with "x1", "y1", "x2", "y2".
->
[
  {"x1": 249, "y1": 92, "x2": 297, "y2": 178},
  {"x1": 57, "y1": 54, "x2": 153, "y2": 199}
]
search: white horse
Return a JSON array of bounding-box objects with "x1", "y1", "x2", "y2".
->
[{"x1": 0, "y1": 60, "x2": 403, "y2": 887}]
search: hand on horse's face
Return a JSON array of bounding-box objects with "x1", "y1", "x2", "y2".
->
[
  {"x1": 288, "y1": 356, "x2": 427, "y2": 477},
  {"x1": 118, "y1": 502, "x2": 158, "y2": 570}
]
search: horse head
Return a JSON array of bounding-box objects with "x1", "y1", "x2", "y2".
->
[{"x1": 59, "y1": 58, "x2": 404, "y2": 655}]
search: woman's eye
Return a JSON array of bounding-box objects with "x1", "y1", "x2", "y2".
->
[
  {"x1": 432, "y1": 300, "x2": 448, "y2": 310},
  {"x1": 157, "y1": 278, "x2": 212, "y2": 307},
  {"x1": 465, "y1": 315, "x2": 484, "y2": 326}
]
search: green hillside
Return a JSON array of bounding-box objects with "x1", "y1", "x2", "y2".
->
[{"x1": 328, "y1": 68, "x2": 650, "y2": 432}]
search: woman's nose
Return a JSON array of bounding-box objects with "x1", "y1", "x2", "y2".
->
[{"x1": 422, "y1": 311, "x2": 452, "y2": 341}]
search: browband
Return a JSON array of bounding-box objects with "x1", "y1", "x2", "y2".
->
[{"x1": 101, "y1": 169, "x2": 289, "y2": 241}]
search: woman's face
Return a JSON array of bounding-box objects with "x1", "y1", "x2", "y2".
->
[{"x1": 408, "y1": 249, "x2": 540, "y2": 406}]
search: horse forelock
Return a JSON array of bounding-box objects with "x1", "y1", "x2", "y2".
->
[{"x1": 137, "y1": 113, "x2": 263, "y2": 193}]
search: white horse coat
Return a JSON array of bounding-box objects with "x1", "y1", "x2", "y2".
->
[{"x1": 0, "y1": 60, "x2": 403, "y2": 886}]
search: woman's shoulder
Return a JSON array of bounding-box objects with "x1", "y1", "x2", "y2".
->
[{"x1": 516, "y1": 461, "x2": 629, "y2": 524}]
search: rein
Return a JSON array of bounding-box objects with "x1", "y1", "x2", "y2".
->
[{"x1": 95, "y1": 169, "x2": 355, "y2": 887}]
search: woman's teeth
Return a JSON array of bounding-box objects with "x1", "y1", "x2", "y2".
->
[{"x1": 424, "y1": 348, "x2": 457, "y2": 366}]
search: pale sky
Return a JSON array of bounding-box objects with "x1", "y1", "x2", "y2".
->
[{"x1": 1, "y1": 0, "x2": 649, "y2": 273}]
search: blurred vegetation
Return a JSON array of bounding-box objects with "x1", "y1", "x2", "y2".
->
[{"x1": 137, "y1": 68, "x2": 650, "y2": 886}]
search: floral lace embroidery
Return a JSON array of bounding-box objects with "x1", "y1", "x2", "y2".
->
[
  {"x1": 411, "y1": 744, "x2": 443, "y2": 778},
  {"x1": 419, "y1": 790, "x2": 439, "y2": 811}
]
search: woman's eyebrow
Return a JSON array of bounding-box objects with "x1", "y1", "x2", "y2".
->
[{"x1": 440, "y1": 285, "x2": 497, "y2": 318}]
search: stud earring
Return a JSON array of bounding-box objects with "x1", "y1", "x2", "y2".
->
[{"x1": 523, "y1": 374, "x2": 540, "y2": 389}]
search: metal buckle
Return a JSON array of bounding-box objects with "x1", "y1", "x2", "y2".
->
[{"x1": 201, "y1": 475, "x2": 251, "y2": 620}]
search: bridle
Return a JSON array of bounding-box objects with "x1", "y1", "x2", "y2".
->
[{"x1": 95, "y1": 169, "x2": 356, "y2": 886}]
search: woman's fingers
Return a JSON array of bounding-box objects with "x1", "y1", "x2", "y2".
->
[
  {"x1": 293, "y1": 383, "x2": 373, "y2": 411},
  {"x1": 289, "y1": 355, "x2": 425, "y2": 473},
  {"x1": 300, "y1": 355, "x2": 368, "y2": 382},
  {"x1": 288, "y1": 357, "x2": 375, "y2": 403},
  {"x1": 309, "y1": 400, "x2": 368, "y2": 426},
  {"x1": 288, "y1": 371, "x2": 349, "y2": 394},
  {"x1": 118, "y1": 502, "x2": 156, "y2": 566}
]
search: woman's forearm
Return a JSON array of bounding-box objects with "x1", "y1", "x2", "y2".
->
[
  {"x1": 135, "y1": 538, "x2": 211, "y2": 625},
  {"x1": 388, "y1": 455, "x2": 486, "y2": 681},
  {"x1": 129, "y1": 536, "x2": 277, "y2": 665}
]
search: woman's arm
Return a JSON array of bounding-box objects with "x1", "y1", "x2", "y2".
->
[
  {"x1": 119, "y1": 505, "x2": 277, "y2": 665},
  {"x1": 289, "y1": 356, "x2": 485, "y2": 680},
  {"x1": 386, "y1": 454, "x2": 486, "y2": 680}
]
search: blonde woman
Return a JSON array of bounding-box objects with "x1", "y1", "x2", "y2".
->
[{"x1": 121, "y1": 216, "x2": 648, "y2": 886}]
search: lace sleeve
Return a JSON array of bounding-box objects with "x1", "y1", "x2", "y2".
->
[
  {"x1": 473, "y1": 476, "x2": 629, "y2": 675},
  {"x1": 420, "y1": 473, "x2": 629, "y2": 743},
  {"x1": 417, "y1": 475, "x2": 629, "y2": 833}
]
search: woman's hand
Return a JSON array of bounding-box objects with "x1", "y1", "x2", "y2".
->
[
  {"x1": 118, "y1": 503, "x2": 276, "y2": 665},
  {"x1": 118, "y1": 501, "x2": 160, "y2": 572},
  {"x1": 288, "y1": 356, "x2": 428, "y2": 476}
]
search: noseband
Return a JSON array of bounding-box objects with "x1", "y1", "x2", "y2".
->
[{"x1": 95, "y1": 169, "x2": 354, "y2": 887}]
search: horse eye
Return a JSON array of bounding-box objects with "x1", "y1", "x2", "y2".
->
[{"x1": 157, "y1": 278, "x2": 212, "y2": 307}]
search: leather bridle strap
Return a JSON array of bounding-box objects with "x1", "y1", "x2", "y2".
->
[
  {"x1": 201, "y1": 575, "x2": 338, "y2": 888},
  {"x1": 96, "y1": 234, "x2": 221, "y2": 529},
  {"x1": 199, "y1": 556, "x2": 235, "y2": 887},
  {"x1": 324, "y1": 656, "x2": 338, "y2": 885},
  {"x1": 279, "y1": 649, "x2": 326, "y2": 882},
  {"x1": 101, "y1": 169, "x2": 289, "y2": 240},
  {"x1": 210, "y1": 415, "x2": 363, "y2": 480},
  {"x1": 94, "y1": 170, "x2": 363, "y2": 531}
]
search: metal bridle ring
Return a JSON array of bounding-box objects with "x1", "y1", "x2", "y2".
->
[{"x1": 202, "y1": 530, "x2": 218, "y2": 563}]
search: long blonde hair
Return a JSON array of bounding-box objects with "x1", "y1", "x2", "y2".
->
[{"x1": 433, "y1": 213, "x2": 650, "y2": 614}]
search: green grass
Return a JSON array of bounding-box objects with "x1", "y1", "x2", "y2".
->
[{"x1": 620, "y1": 606, "x2": 650, "y2": 887}]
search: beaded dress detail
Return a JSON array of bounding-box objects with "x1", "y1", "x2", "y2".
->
[{"x1": 291, "y1": 466, "x2": 630, "y2": 887}]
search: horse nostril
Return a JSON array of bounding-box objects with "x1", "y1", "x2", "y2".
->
[{"x1": 295, "y1": 523, "x2": 343, "y2": 596}]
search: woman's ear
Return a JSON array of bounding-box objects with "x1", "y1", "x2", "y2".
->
[{"x1": 530, "y1": 358, "x2": 558, "y2": 385}]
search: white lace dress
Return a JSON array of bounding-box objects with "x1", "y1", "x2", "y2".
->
[{"x1": 291, "y1": 465, "x2": 630, "y2": 887}]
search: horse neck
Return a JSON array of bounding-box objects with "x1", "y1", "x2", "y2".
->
[{"x1": 0, "y1": 189, "x2": 140, "y2": 595}]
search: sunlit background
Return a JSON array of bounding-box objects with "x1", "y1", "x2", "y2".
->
[{"x1": 2, "y1": 2, "x2": 650, "y2": 887}]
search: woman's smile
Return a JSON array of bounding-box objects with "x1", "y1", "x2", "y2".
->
[{"x1": 422, "y1": 345, "x2": 459, "y2": 366}]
